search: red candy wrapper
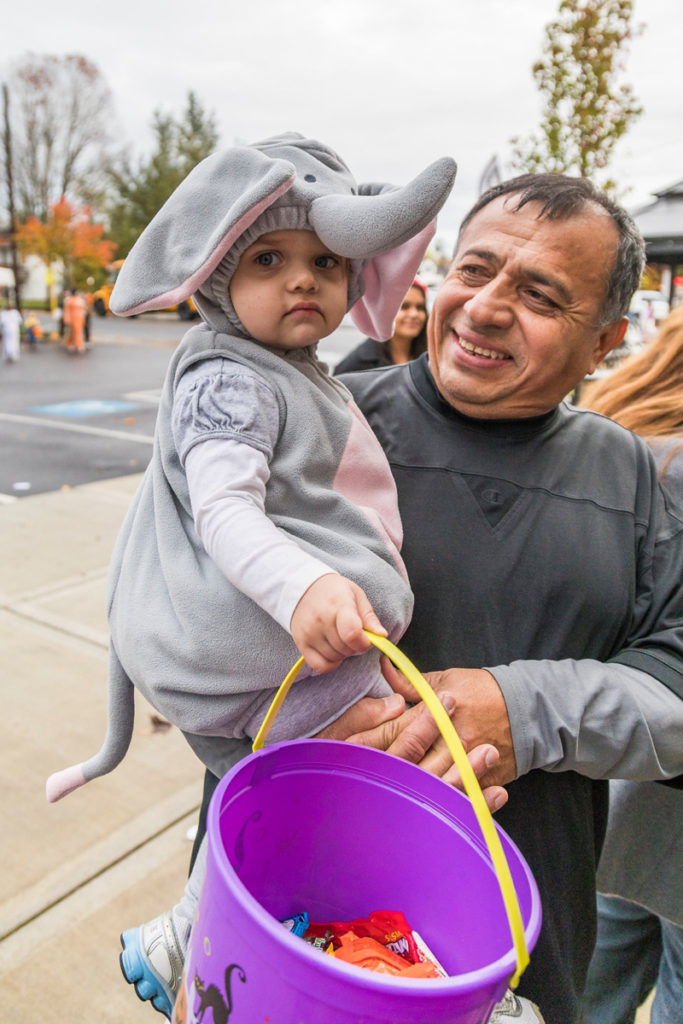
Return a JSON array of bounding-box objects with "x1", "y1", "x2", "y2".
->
[
  {"x1": 305, "y1": 911, "x2": 425, "y2": 965},
  {"x1": 288, "y1": 908, "x2": 447, "y2": 978}
]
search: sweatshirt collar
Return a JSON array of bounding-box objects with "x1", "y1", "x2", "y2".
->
[{"x1": 410, "y1": 353, "x2": 560, "y2": 437}]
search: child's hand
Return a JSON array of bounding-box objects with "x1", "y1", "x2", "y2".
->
[{"x1": 290, "y1": 574, "x2": 387, "y2": 673}]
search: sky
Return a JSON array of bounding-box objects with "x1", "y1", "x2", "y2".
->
[{"x1": 2, "y1": 0, "x2": 681, "y2": 244}]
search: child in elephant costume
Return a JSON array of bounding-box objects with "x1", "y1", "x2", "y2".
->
[{"x1": 46, "y1": 133, "x2": 459, "y2": 1017}]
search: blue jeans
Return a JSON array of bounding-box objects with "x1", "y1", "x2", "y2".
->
[{"x1": 581, "y1": 894, "x2": 683, "y2": 1024}]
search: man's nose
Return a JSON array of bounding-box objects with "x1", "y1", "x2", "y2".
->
[{"x1": 463, "y1": 278, "x2": 512, "y2": 328}]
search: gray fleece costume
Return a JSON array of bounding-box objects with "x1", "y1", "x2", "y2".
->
[{"x1": 46, "y1": 133, "x2": 456, "y2": 800}]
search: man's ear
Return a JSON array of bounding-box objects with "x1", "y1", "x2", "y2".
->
[{"x1": 588, "y1": 317, "x2": 629, "y2": 374}]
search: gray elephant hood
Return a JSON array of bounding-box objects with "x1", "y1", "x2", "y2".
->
[{"x1": 110, "y1": 131, "x2": 456, "y2": 341}]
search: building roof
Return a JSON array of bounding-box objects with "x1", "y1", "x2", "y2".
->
[
  {"x1": 631, "y1": 180, "x2": 683, "y2": 261},
  {"x1": 653, "y1": 180, "x2": 683, "y2": 199}
]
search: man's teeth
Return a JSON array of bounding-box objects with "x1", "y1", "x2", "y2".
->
[{"x1": 458, "y1": 336, "x2": 509, "y2": 360}]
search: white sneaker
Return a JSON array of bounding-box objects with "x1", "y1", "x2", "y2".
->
[
  {"x1": 119, "y1": 912, "x2": 185, "y2": 1019},
  {"x1": 489, "y1": 988, "x2": 545, "y2": 1022}
]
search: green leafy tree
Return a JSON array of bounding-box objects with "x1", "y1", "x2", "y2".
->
[
  {"x1": 510, "y1": 0, "x2": 643, "y2": 192},
  {"x1": 107, "y1": 92, "x2": 219, "y2": 256}
]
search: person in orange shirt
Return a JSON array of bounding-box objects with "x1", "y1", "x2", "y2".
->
[{"x1": 63, "y1": 289, "x2": 87, "y2": 353}]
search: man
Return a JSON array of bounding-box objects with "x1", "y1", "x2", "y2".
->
[
  {"x1": 191, "y1": 175, "x2": 682, "y2": 1022},
  {"x1": 328, "y1": 174, "x2": 683, "y2": 1022}
]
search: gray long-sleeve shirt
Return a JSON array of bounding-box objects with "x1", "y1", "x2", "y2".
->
[
  {"x1": 346, "y1": 356, "x2": 683, "y2": 782},
  {"x1": 344, "y1": 355, "x2": 683, "y2": 1023}
]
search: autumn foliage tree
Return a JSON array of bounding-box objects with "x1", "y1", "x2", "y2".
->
[
  {"x1": 16, "y1": 197, "x2": 117, "y2": 291},
  {"x1": 510, "y1": 0, "x2": 643, "y2": 192}
]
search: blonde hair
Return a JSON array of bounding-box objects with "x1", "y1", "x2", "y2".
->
[{"x1": 579, "y1": 305, "x2": 683, "y2": 438}]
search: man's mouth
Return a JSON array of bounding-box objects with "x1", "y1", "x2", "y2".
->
[{"x1": 456, "y1": 333, "x2": 511, "y2": 361}]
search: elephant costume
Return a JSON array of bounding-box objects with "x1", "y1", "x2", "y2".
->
[{"x1": 46, "y1": 133, "x2": 456, "y2": 801}]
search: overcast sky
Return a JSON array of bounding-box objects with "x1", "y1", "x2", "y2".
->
[{"x1": 2, "y1": 0, "x2": 680, "y2": 242}]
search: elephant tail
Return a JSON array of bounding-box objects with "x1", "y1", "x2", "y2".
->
[{"x1": 46, "y1": 646, "x2": 136, "y2": 802}]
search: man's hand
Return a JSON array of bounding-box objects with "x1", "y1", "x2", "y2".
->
[
  {"x1": 290, "y1": 573, "x2": 386, "y2": 673},
  {"x1": 316, "y1": 685, "x2": 509, "y2": 813},
  {"x1": 374, "y1": 660, "x2": 517, "y2": 788}
]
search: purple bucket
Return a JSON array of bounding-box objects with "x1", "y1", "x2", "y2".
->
[{"x1": 175, "y1": 739, "x2": 541, "y2": 1024}]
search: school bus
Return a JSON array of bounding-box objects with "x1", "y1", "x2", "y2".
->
[{"x1": 91, "y1": 260, "x2": 197, "y2": 320}]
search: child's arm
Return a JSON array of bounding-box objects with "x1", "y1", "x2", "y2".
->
[
  {"x1": 174, "y1": 360, "x2": 387, "y2": 673},
  {"x1": 185, "y1": 436, "x2": 385, "y2": 671}
]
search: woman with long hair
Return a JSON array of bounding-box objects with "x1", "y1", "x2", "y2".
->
[
  {"x1": 580, "y1": 303, "x2": 683, "y2": 437},
  {"x1": 579, "y1": 307, "x2": 683, "y2": 1024},
  {"x1": 334, "y1": 278, "x2": 428, "y2": 374}
]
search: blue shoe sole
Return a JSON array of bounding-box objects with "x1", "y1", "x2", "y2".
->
[{"x1": 120, "y1": 928, "x2": 173, "y2": 1020}]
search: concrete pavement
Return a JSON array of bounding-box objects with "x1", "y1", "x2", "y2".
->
[
  {"x1": 0, "y1": 474, "x2": 203, "y2": 1023},
  {"x1": 0, "y1": 472, "x2": 654, "y2": 1023}
]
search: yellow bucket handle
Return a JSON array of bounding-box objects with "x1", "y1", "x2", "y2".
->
[{"x1": 253, "y1": 631, "x2": 529, "y2": 987}]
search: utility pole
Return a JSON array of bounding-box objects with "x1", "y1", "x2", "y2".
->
[{"x1": 3, "y1": 82, "x2": 23, "y2": 313}]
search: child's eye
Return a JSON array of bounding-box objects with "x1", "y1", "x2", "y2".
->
[
  {"x1": 315, "y1": 254, "x2": 340, "y2": 270},
  {"x1": 255, "y1": 252, "x2": 280, "y2": 267}
]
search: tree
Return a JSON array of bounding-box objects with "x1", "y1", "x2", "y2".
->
[
  {"x1": 15, "y1": 197, "x2": 117, "y2": 292},
  {"x1": 510, "y1": 0, "x2": 642, "y2": 192},
  {"x1": 3, "y1": 53, "x2": 118, "y2": 221},
  {"x1": 106, "y1": 91, "x2": 219, "y2": 257},
  {"x1": 2, "y1": 83, "x2": 23, "y2": 310}
]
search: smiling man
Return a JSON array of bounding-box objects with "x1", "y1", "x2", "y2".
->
[
  {"x1": 336, "y1": 174, "x2": 683, "y2": 1023},
  {"x1": 429, "y1": 192, "x2": 626, "y2": 418}
]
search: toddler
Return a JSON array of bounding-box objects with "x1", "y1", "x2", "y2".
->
[{"x1": 46, "y1": 133, "x2": 456, "y2": 1016}]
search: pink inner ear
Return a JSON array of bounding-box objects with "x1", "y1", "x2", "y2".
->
[
  {"x1": 349, "y1": 222, "x2": 435, "y2": 340},
  {"x1": 119, "y1": 175, "x2": 296, "y2": 316}
]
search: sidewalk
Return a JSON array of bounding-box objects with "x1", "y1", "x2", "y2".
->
[
  {"x1": 0, "y1": 474, "x2": 203, "y2": 1023},
  {"x1": 0, "y1": 474, "x2": 655, "y2": 1023}
]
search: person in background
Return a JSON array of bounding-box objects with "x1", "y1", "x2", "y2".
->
[
  {"x1": 24, "y1": 313, "x2": 43, "y2": 349},
  {"x1": 1, "y1": 303, "x2": 23, "y2": 362},
  {"x1": 578, "y1": 306, "x2": 683, "y2": 1024},
  {"x1": 63, "y1": 288, "x2": 87, "y2": 354},
  {"x1": 334, "y1": 277, "x2": 428, "y2": 373}
]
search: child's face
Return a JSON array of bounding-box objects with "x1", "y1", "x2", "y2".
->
[{"x1": 229, "y1": 230, "x2": 349, "y2": 350}]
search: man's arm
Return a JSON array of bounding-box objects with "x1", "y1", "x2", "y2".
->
[
  {"x1": 492, "y1": 659, "x2": 683, "y2": 780},
  {"x1": 335, "y1": 658, "x2": 683, "y2": 787}
]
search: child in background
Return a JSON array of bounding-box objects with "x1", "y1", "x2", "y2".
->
[
  {"x1": 24, "y1": 313, "x2": 42, "y2": 348},
  {"x1": 46, "y1": 133, "x2": 456, "y2": 1016}
]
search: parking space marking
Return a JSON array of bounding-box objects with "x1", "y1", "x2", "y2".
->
[
  {"x1": 123, "y1": 390, "x2": 161, "y2": 405},
  {"x1": 0, "y1": 413, "x2": 154, "y2": 445},
  {"x1": 30, "y1": 399, "x2": 140, "y2": 418}
]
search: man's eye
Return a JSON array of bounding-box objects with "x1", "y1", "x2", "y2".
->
[
  {"x1": 525, "y1": 288, "x2": 558, "y2": 309},
  {"x1": 458, "y1": 264, "x2": 488, "y2": 283},
  {"x1": 255, "y1": 252, "x2": 280, "y2": 267}
]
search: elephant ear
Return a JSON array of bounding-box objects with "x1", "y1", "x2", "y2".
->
[
  {"x1": 110, "y1": 148, "x2": 296, "y2": 316},
  {"x1": 310, "y1": 156, "x2": 456, "y2": 340}
]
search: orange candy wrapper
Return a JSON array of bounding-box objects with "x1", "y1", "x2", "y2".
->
[
  {"x1": 289, "y1": 910, "x2": 448, "y2": 979},
  {"x1": 331, "y1": 932, "x2": 441, "y2": 978}
]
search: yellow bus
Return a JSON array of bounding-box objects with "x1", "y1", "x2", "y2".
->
[{"x1": 91, "y1": 260, "x2": 198, "y2": 320}]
